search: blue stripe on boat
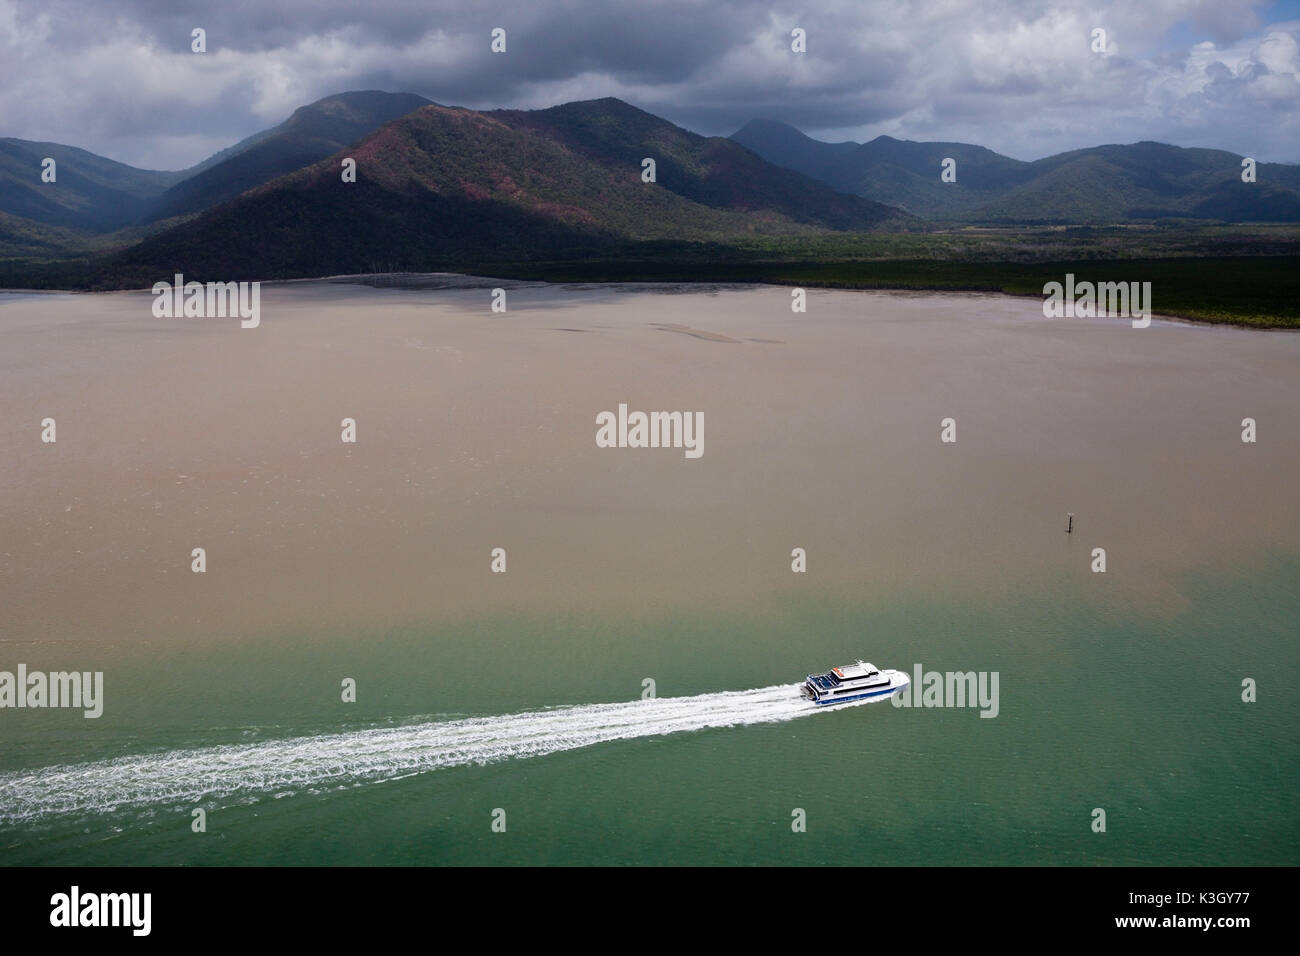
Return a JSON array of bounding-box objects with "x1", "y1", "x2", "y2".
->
[{"x1": 813, "y1": 686, "x2": 900, "y2": 705}]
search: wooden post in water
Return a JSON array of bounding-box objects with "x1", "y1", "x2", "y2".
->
[{"x1": 1066, "y1": 512, "x2": 1074, "y2": 534}]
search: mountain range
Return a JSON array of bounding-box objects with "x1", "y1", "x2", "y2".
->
[
  {"x1": 730, "y1": 119, "x2": 1300, "y2": 223},
  {"x1": 2, "y1": 92, "x2": 916, "y2": 283},
  {"x1": 1, "y1": 91, "x2": 1298, "y2": 288}
]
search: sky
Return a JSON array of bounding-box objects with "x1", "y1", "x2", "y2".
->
[{"x1": 1, "y1": 0, "x2": 1297, "y2": 170}]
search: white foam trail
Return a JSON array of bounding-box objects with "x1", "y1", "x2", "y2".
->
[{"x1": 0, "y1": 683, "x2": 890, "y2": 825}]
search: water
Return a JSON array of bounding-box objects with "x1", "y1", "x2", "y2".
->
[
  {"x1": 0, "y1": 281, "x2": 1296, "y2": 865},
  {"x1": 1, "y1": 683, "x2": 888, "y2": 825}
]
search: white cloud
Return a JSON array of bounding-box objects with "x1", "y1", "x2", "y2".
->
[{"x1": 0, "y1": 0, "x2": 1295, "y2": 168}]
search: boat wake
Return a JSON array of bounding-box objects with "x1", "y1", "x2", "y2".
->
[{"x1": 0, "y1": 682, "x2": 889, "y2": 826}]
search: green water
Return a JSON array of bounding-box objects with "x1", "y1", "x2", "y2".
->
[{"x1": 2, "y1": 555, "x2": 1295, "y2": 866}]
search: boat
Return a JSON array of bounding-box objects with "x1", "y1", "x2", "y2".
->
[{"x1": 800, "y1": 660, "x2": 909, "y2": 706}]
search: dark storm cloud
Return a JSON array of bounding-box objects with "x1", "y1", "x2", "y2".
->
[{"x1": 1, "y1": 0, "x2": 1296, "y2": 169}]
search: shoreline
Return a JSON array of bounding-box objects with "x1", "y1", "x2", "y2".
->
[{"x1": 4, "y1": 270, "x2": 1295, "y2": 332}]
